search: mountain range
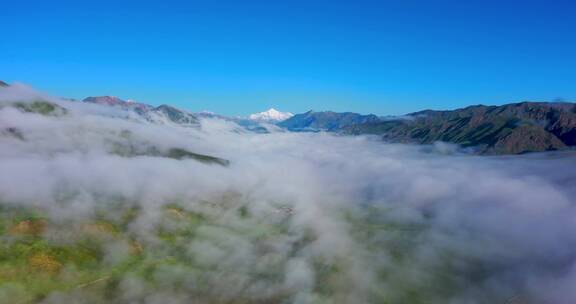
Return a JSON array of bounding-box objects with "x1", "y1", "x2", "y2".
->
[
  {"x1": 83, "y1": 96, "x2": 200, "y2": 127},
  {"x1": 2, "y1": 81, "x2": 575, "y2": 155},
  {"x1": 275, "y1": 103, "x2": 576, "y2": 154},
  {"x1": 278, "y1": 110, "x2": 380, "y2": 131},
  {"x1": 343, "y1": 102, "x2": 576, "y2": 154},
  {"x1": 82, "y1": 96, "x2": 285, "y2": 133}
]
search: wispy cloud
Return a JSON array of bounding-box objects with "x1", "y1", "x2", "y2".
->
[{"x1": 0, "y1": 85, "x2": 575, "y2": 303}]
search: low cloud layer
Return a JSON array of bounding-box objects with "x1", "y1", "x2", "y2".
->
[{"x1": 1, "y1": 84, "x2": 576, "y2": 303}]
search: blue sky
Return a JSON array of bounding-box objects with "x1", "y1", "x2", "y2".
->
[{"x1": 1, "y1": 0, "x2": 575, "y2": 116}]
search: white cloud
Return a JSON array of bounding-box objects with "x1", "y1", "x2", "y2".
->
[{"x1": 0, "y1": 85, "x2": 575, "y2": 303}]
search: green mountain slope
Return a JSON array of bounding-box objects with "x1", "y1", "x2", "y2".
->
[
  {"x1": 278, "y1": 111, "x2": 380, "y2": 131},
  {"x1": 345, "y1": 102, "x2": 576, "y2": 154}
]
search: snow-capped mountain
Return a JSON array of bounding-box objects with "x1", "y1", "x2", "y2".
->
[
  {"x1": 249, "y1": 108, "x2": 293, "y2": 123},
  {"x1": 82, "y1": 97, "x2": 283, "y2": 132}
]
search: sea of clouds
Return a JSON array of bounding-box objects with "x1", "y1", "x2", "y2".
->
[{"x1": 1, "y1": 84, "x2": 576, "y2": 303}]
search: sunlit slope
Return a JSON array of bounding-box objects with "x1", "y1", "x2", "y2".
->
[{"x1": 345, "y1": 102, "x2": 576, "y2": 154}]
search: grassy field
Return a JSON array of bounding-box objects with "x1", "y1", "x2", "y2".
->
[{"x1": 0, "y1": 201, "x2": 513, "y2": 304}]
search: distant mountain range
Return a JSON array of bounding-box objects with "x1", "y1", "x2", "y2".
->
[
  {"x1": 2, "y1": 81, "x2": 576, "y2": 154},
  {"x1": 278, "y1": 111, "x2": 380, "y2": 131},
  {"x1": 83, "y1": 96, "x2": 200, "y2": 127},
  {"x1": 277, "y1": 103, "x2": 576, "y2": 154},
  {"x1": 346, "y1": 102, "x2": 576, "y2": 154},
  {"x1": 83, "y1": 96, "x2": 152, "y2": 112}
]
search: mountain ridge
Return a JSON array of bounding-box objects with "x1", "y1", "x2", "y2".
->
[
  {"x1": 6, "y1": 84, "x2": 575, "y2": 155},
  {"x1": 278, "y1": 110, "x2": 380, "y2": 131},
  {"x1": 345, "y1": 101, "x2": 576, "y2": 154},
  {"x1": 83, "y1": 96, "x2": 199, "y2": 127}
]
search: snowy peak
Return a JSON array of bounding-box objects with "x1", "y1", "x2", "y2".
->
[{"x1": 249, "y1": 108, "x2": 293, "y2": 122}]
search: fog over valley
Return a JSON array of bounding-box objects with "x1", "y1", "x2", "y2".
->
[{"x1": 0, "y1": 83, "x2": 576, "y2": 303}]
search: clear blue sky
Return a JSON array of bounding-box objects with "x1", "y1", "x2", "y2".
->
[{"x1": 1, "y1": 0, "x2": 575, "y2": 116}]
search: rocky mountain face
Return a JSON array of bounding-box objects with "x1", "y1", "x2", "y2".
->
[
  {"x1": 83, "y1": 96, "x2": 152, "y2": 113},
  {"x1": 278, "y1": 111, "x2": 380, "y2": 131},
  {"x1": 83, "y1": 96, "x2": 199, "y2": 127},
  {"x1": 0, "y1": 80, "x2": 8, "y2": 87},
  {"x1": 145, "y1": 104, "x2": 199, "y2": 126},
  {"x1": 345, "y1": 102, "x2": 576, "y2": 154}
]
